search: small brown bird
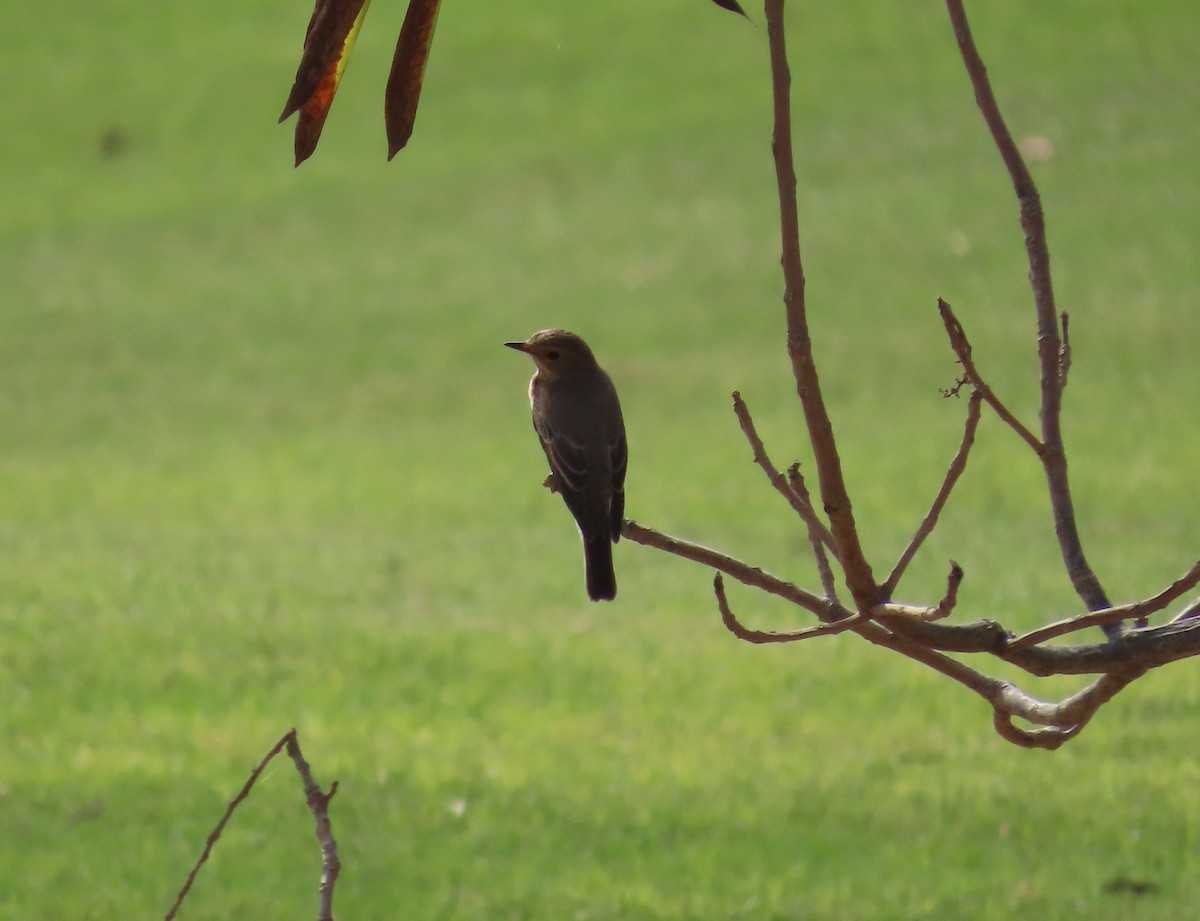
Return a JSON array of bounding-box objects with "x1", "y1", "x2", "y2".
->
[{"x1": 506, "y1": 329, "x2": 627, "y2": 601}]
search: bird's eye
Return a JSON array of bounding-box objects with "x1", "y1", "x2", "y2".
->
[{"x1": 546, "y1": 350, "x2": 560, "y2": 360}]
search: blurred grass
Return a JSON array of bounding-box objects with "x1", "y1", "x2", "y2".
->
[{"x1": 2, "y1": 0, "x2": 1199, "y2": 919}]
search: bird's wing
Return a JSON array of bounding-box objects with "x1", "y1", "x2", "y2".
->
[
  {"x1": 534, "y1": 415, "x2": 588, "y2": 491},
  {"x1": 533, "y1": 413, "x2": 596, "y2": 528},
  {"x1": 608, "y1": 429, "x2": 627, "y2": 541}
]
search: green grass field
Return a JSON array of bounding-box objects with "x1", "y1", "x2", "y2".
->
[{"x1": 3, "y1": 1, "x2": 1199, "y2": 918}]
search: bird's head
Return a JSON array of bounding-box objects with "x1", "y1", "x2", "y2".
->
[{"x1": 505, "y1": 328, "x2": 599, "y2": 381}]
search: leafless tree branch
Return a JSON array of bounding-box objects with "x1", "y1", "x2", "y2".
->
[
  {"x1": 878, "y1": 562, "x2": 964, "y2": 622},
  {"x1": 286, "y1": 734, "x2": 342, "y2": 921},
  {"x1": 732, "y1": 391, "x2": 836, "y2": 551},
  {"x1": 623, "y1": 519, "x2": 841, "y2": 621},
  {"x1": 787, "y1": 463, "x2": 840, "y2": 601},
  {"x1": 765, "y1": 0, "x2": 881, "y2": 611},
  {"x1": 1011, "y1": 559, "x2": 1200, "y2": 648},
  {"x1": 715, "y1": 574, "x2": 865, "y2": 643},
  {"x1": 937, "y1": 298, "x2": 1041, "y2": 452},
  {"x1": 621, "y1": 0, "x2": 1199, "y2": 749},
  {"x1": 885, "y1": 392, "x2": 982, "y2": 596}
]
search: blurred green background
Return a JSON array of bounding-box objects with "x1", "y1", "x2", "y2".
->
[{"x1": 2, "y1": 1, "x2": 1198, "y2": 918}]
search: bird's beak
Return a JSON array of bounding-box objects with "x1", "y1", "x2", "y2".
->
[{"x1": 504, "y1": 340, "x2": 528, "y2": 352}]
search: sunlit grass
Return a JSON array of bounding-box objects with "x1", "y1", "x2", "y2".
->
[{"x1": 1, "y1": 1, "x2": 1198, "y2": 919}]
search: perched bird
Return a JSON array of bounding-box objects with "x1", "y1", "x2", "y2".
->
[{"x1": 506, "y1": 330, "x2": 627, "y2": 601}]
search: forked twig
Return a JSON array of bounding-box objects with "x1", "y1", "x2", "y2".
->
[
  {"x1": 165, "y1": 730, "x2": 341, "y2": 921},
  {"x1": 945, "y1": 0, "x2": 1112, "y2": 620},
  {"x1": 937, "y1": 298, "x2": 1041, "y2": 452},
  {"x1": 788, "y1": 463, "x2": 840, "y2": 601},
  {"x1": 732, "y1": 390, "x2": 836, "y2": 551},
  {"x1": 885, "y1": 390, "x2": 983, "y2": 595}
]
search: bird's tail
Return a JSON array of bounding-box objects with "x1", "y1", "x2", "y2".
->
[{"x1": 583, "y1": 531, "x2": 617, "y2": 602}]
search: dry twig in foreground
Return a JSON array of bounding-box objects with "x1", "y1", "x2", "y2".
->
[{"x1": 165, "y1": 729, "x2": 340, "y2": 921}]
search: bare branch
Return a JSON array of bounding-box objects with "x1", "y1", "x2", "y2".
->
[
  {"x1": 166, "y1": 732, "x2": 294, "y2": 921},
  {"x1": 624, "y1": 0, "x2": 1199, "y2": 752},
  {"x1": 164, "y1": 730, "x2": 341, "y2": 921},
  {"x1": 937, "y1": 298, "x2": 1041, "y2": 452},
  {"x1": 1011, "y1": 559, "x2": 1200, "y2": 648},
  {"x1": 732, "y1": 390, "x2": 836, "y2": 551},
  {"x1": 885, "y1": 391, "x2": 983, "y2": 595},
  {"x1": 945, "y1": 0, "x2": 1112, "y2": 620},
  {"x1": 874, "y1": 608, "x2": 1200, "y2": 676},
  {"x1": 715, "y1": 574, "x2": 864, "y2": 644},
  {"x1": 987, "y1": 669, "x2": 1140, "y2": 749},
  {"x1": 788, "y1": 463, "x2": 840, "y2": 601},
  {"x1": 622, "y1": 519, "x2": 843, "y2": 621},
  {"x1": 765, "y1": 0, "x2": 881, "y2": 610},
  {"x1": 878, "y1": 562, "x2": 964, "y2": 622},
  {"x1": 992, "y1": 709, "x2": 1080, "y2": 750},
  {"x1": 286, "y1": 734, "x2": 342, "y2": 921}
]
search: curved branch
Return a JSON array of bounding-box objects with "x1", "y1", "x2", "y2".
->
[
  {"x1": 878, "y1": 562, "x2": 964, "y2": 622},
  {"x1": 992, "y1": 709, "x2": 1080, "y2": 750},
  {"x1": 715, "y1": 574, "x2": 865, "y2": 644}
]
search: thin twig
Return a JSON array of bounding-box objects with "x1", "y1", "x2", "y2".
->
[
  {"x1": 623, "y1": 519, "x2": 843, "y2": 621},
  {"x1": 937, "y1": 298, "x2": 1041, "y2": 452},
  {"x1": 788, "y1": 463, "x2": 840, "y2": 601},
  {"x1": 715, "y1": 574, "x2": 865, "y2": 643},
  {"x1": 732, "y1": 391, "x2": 836, "y2": 551},
  {"x1": 1011, "y1": 558, "x2": 1200, "y2": 648},
  {"x1": 885, "y1": 390, "x2": 983, "y2": 595},
  {"x1": 165, "y1": 731, "x2": 294, "y2": 921}
]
